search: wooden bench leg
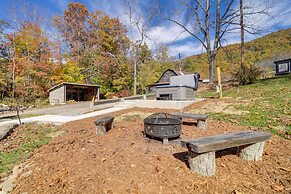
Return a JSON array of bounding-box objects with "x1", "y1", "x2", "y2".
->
[
  {"x1": 188, "y1": 151, "x2": 215, "y2": 176},
  {"x1": 238, "y1": 141, "x2": 265, "y2": 161},
  {"x1": 163, "y1": 138, "x2": 169, "y2": 145},
  {"x1": 197, "y1": 120, "x2": 207, "y2": 130},
  {"x1": 96, "y1": 121, "x2": 114, "y2": 135},
  {"x1": 96, "y1": 126, "x2": 107, "y2": 135}
]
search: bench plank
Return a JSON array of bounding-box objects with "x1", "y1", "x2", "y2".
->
[
  {"x1": 94, "y1": 116, "x2": 114, "y2": 126},
  {"x1": 171, "y1": 112, "x2": 208, "y2": 121},
  {"x1": 182, "y1": 131, "x2": 271, "y2": 153}
]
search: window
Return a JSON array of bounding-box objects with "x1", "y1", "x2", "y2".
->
[
  {"x1": 278, "y1": 63, "x2": 289, "y2": 72},
  {"x1": 158, "y1": 94, "x2": 172, "y2": 100}
]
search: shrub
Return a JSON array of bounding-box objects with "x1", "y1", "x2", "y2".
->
[{"x1": 234, "y1": 65, "x2": 262, "y2": 85}]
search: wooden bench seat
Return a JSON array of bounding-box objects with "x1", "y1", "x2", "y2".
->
[
  {"x1": 94, "y1": 116, "x2": 114, "y2": 135},
  {"x1": 181, "y1": 131, "x2": 272, "y2": 176},
  {"x1": 171, "y1": 112, "x2": 208, "y2": 130}
]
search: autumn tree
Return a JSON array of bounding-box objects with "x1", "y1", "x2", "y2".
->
[
  {"x1": 54, "y1": 2, "x2": 88, "y2": 61},
  {"x1": 55, "y1": 2, "x2": 131, "y2": 96},
  {"x1": 4, "y1": 22, "x2": 56, "y2": 101},
  {"x1": 0, "y1": 20, "x2": 10, "y2": 98}
]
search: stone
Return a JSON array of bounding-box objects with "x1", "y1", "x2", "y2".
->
[
  {"x1": 197, "y1": 120, "x2": 207, "y2": 130},
  {"x1": 188, "y1": 151, "x2": 215, "y2": 176},
  {"x1": 0, "y1": 124, "x2": 19, "y2": 141},
  {"x1": 1, "y1": 181, "x2": 15, "y2": 193},
  {"x1": 238, "y1": 141, "x2": 265, "y2": 161}
]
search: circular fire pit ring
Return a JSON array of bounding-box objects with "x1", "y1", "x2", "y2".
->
[{"x1": 144, "y1": 113, "x2": 182, "y2": 143}]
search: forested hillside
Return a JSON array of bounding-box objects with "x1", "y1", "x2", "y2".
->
[
  {"x1": 183, "y1": 28, "x2": 291, "y2": 78},
  {"x1": 0, "y1": 1, "x2": 290, "y2": 103}
]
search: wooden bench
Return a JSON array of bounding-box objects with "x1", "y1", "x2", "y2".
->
[
  {"x1": 181, "y1": 131, "x2": 272, "y2": 176},
  {"x1": 171, "y1": 112, "x2": 208, "y2": 130},
  {"x1": 94, "y1": 116, "x2": 114, "y2": 135}
]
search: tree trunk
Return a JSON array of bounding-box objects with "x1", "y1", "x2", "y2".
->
[
  {"x1": 12, "y1": 41, "x2": 16, "y2": 99},
  {"x1": 188, "y1": 151, "x2": 216, "y2": 176},
  {"x1": 133, "y1": 55, "x2": 137, "y2": 96},
  {"x1": 209, "y1": 58, "x2": 215, "y2": 83},
  {"x1": 240, "y1": 0, "x2": 245, "y2": 70}
]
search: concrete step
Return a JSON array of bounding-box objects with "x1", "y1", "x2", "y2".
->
[{"x1": 113, "y1": 101, "x2": 136, "y2": 108}]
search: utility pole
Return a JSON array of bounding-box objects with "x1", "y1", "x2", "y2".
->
[{"x1": 178, "y1": 53, "x2": 182, "y2": 72}]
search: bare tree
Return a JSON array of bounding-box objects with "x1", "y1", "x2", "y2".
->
[
  {"x1": 240, "y1": 0, "x2": 244, "y2": 71},
  {"x1": 124, "y1": 0, "x2": 157, "y2": 95},
  {"x1": 164, "y1": 0, "x2": 234, "y2": 82},
  {"x1": 163, "y1": 0, "x2": 270, "y2": 83}
]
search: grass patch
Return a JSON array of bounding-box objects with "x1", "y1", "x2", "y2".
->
[
  {"x1": 0, "y1": 98, "x2": 49, "y2": 109},
  {"x1": 20, "y1": 113, "x2": 44, "y2": 119},
  {"x1": 197, "y1": 76, "x2": 291, "y2": 138},
  {"x1": 0, "y1": 123, "x2": 61, "y2": 177}
]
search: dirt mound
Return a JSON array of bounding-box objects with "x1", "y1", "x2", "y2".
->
[{"x1": 11, "y1": 108, "x2": 291, "y2": 193}]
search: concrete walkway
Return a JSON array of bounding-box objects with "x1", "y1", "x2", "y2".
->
[
  {"x1": 0, "y1": 99, "x2": 203, "y2": 127},
  {"x1": 0, "y1": 106, "x2": 126, "y2": 127}
]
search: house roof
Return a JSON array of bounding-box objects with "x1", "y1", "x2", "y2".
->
[
  {"x1": 155, "y1": 69, "x2": 187, "y2": 83},
  {"x1": 147, "y1": 69, "x2": 195, "y2": 88},
  {"x1": 48, "y1": 82, "x2": 100, "y2": 92},
  {"x1": 274, "y1": 58, "x2": 291, "y2": 64},
  {"x1": 147, "y1": 82, "x2": 169, "y2": 87},
  {"x1": 173, "y1": 70, "x2": 184, "y2": 75},
  {"x1": 156, "y1": 85, "x2": 195, "y2": 89}
]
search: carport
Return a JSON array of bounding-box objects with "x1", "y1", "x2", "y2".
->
[{"x1": 49, "y1": 82, "x2": 100, "y2": 105}]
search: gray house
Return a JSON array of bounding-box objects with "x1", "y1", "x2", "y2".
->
[
  {"x1": 156, "y1": 85, "x2": 195, "y2": 100},
  {"x1": 148, "y1": 69, "x2": 199, "y2": 101},
  {"x1": 48, "y1": 82, "x2": 100, "y2": 105},
  {"x1": 147, "y1": 69, "x2": 185, "y2": 92}
]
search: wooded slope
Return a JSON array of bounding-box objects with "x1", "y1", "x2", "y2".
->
[{"x1": 183, "y1": 28, "x2": 291, "y2": 78}]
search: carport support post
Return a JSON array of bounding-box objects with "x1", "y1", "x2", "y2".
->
[
  {"x1": 97, "y1": 88, "x2": 100, "y2": 100},
  {"x1": 64, "y1": 85, "x2": 67, "y2": 103},
  {"x1": 77, "y1": 87, "x2": 80, "y2": 102}
]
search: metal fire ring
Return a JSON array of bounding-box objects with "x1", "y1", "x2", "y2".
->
[{"x1": 144, "y1": 113, "x2": 182, "y2": 140}]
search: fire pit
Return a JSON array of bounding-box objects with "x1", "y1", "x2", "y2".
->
[{"x1": 144, "y1": 113, "x2": 182, "y2": 144}]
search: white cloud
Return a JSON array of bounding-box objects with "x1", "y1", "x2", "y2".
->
[
  {"x1": 57, "y1": 0, "x2": 291, "y2": 58},
  {"x1": 145, "y1": 24, "x2": 191, "y2": 49},
  {"x1": 215, "y1": 0, "x2": 291, "y2": 48},
  {"x1": 169, "y1": 42, "x2": 205, "y2": 57},
  {"x1": 244, "y1": 0, "x2": 291, "y2": 31},
  {"x1": 84, "y1": 1, "x2": 194, "y2": 54}
]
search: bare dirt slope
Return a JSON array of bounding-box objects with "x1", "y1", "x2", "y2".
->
[{"x1": 11, "y1": 108, "x2": 291, "y2": 193}]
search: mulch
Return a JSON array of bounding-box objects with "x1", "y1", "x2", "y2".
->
[{"x1": 10, "y1": 108, "x2": 291, "y2": 194}]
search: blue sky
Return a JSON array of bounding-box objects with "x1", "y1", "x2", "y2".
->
[{"x1": 1, "y1": 0, "x2": 291, "y2": 58}]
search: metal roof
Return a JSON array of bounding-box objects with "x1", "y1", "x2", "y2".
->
[
  {"x1": 48, "y1": 82, "x2": 100, "y2": 92},
  {"x1": 274, "y1": 58, "x2": 291, "y2": 64},
  {"x1": 156, "y1": 85, "x2": 195, "y2": 89}
]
